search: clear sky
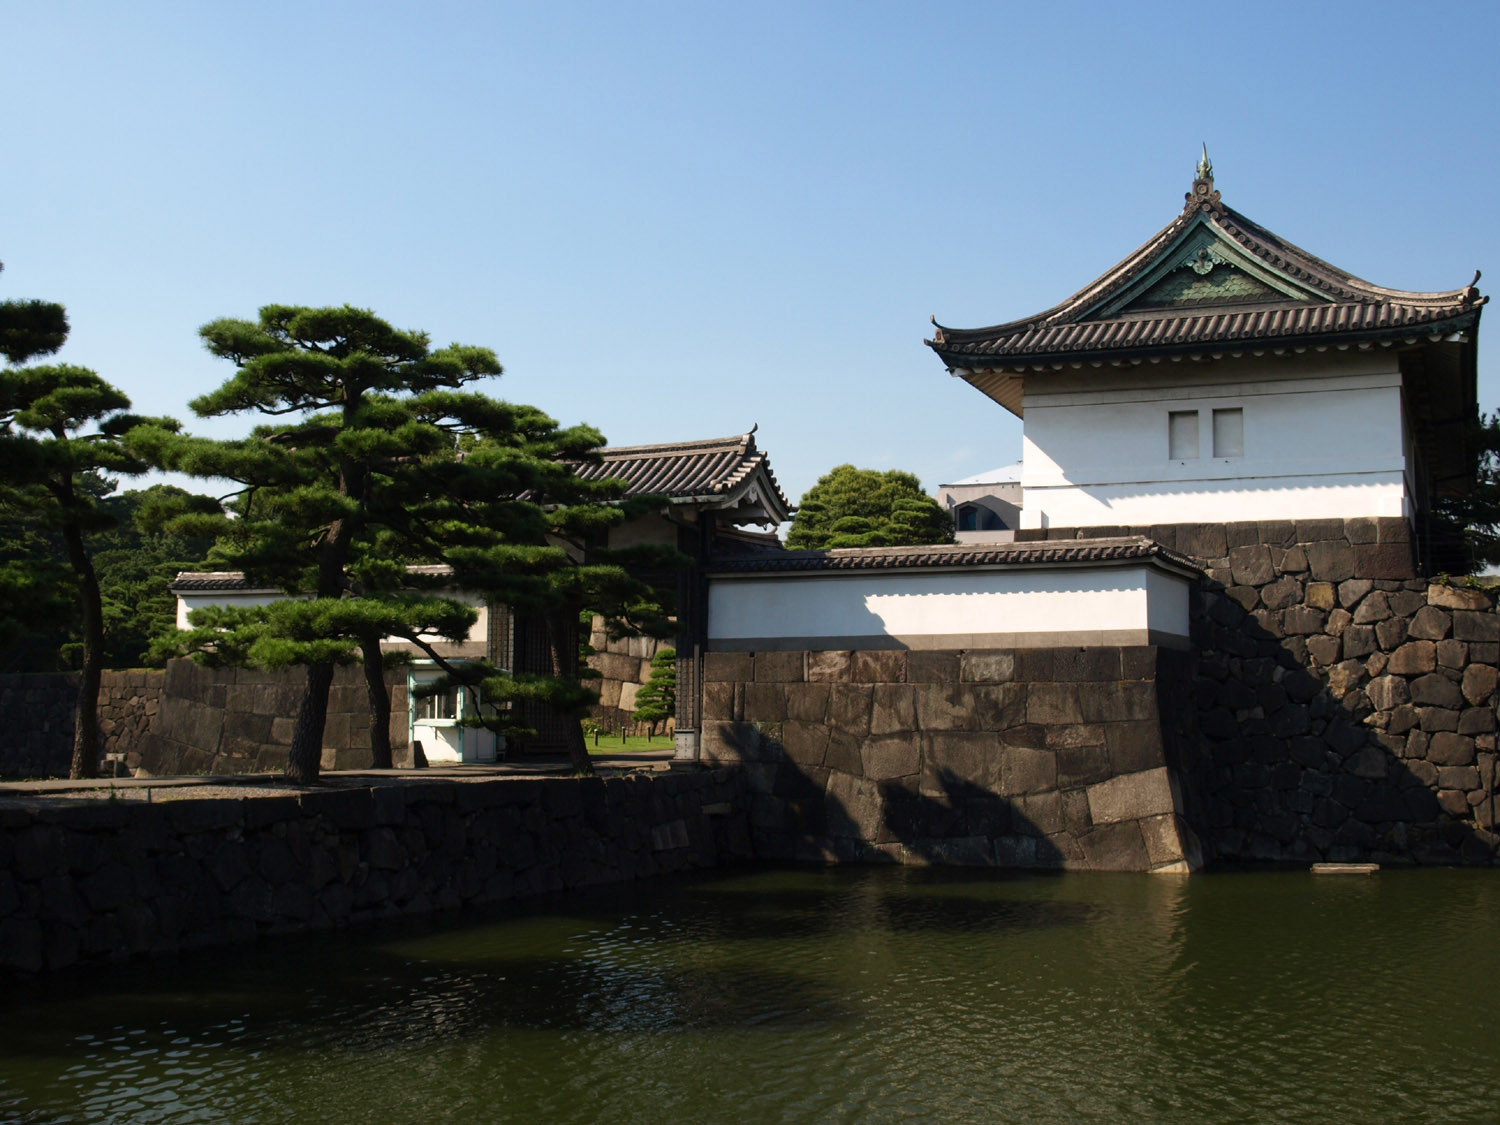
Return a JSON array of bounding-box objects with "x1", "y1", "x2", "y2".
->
[{"x1": 4, "y1": 0, "x2": 1497, "y2": 511}]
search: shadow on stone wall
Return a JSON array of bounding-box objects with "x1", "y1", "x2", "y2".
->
[
  {"x1": 1193, "y1": 576, "x2": 1497, "y2": 865},
  {"x1": 711, "y1": 720, "x2": 1062, "y2": 868}
]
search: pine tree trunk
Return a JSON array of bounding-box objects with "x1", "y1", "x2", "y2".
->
[
  {"x1": 360, "y1": 635, "x2": 393, "y2": 769},
  {"x1": 288, "y1": 662, "x2": 335, "y2": 784},
  {"x1": 61, "y1": 522, "x2": 102, "y2": 780},
  {"x1": 543, "y1": 606, "x2": 593, "y2": 775}
]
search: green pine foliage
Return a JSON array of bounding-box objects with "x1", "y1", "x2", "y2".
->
[
  {"x1": 786, "y1": 464, "x2": 954, "y2": 550},
  {"x1": 134, "y1": 303, "x2": 679, "y2": 781},
  {"x1": 1, "y1": 349, "x2": 180, "y2": 776},
  {"x1": 631, "y1": 646, "x2": 676, "y2": 735},
  {"x1": 0, "y1": 483, "x2": 213, "y2": 673},
  {"x1": 1435, "y1": 410, "x2": 1500, "y2": 572}
]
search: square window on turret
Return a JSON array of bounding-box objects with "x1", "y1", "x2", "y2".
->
[
  {"x1": 1169, "y1": 410, "x2": 1199, "y2": 459},
  {"x1": 1213, "y1": 408, "x2": 1244, "y2": 457}
]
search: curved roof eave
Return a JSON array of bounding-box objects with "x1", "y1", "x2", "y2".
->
[{"x1": 928, "y1": 168, "x2": 1484, "y2": 358}]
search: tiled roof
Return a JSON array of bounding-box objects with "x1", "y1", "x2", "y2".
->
[
  {"x1": 928, "y1": 168, "x2": 1485, "y2": 374},
  {"x1": 170, "y1": 563, "x2": 455, "y2": 593},
  {"x1": 573, "y1": 429, "x2": 793, "y2": 523},
  {"x1": 708, "y1": 536, "x2": 1199, "y2": 576},
  {"x1": 169, "y1": 572, "x2": 269, "y2": 592}
]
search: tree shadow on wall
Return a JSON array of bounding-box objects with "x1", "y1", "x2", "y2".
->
[
  {"x1": 714, "y1": 722, "x2": 1065, "y2": 870},
  {"x1": 1192, "y1": 579, "x2": 1496, "y2": 865}
]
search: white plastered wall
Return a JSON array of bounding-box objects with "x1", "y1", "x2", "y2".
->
[
  {"x1": 1019, "y1": 352, "x2": 1411, "y2": 528},
  {"x1": 707, "y1": 564, "x2": 1191, "y2": 650},
  {"x1": 175, "y1": 588, "x2": 491, "y2": 650}
]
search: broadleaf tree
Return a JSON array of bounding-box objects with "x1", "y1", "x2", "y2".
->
[{"x1": 786, "y1": 464, "x2": 954, "y2": 550}]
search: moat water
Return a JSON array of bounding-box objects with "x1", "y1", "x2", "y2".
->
[{"x1": 0, "y1": 865, "x2": 1495, "y2": 1123}]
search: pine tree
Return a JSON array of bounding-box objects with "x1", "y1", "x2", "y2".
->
[
  {"x1": 0, "y1": 367, "x2": 167, "y2": 776},
  {"x1": 137, "y1": 304, "x2": 678, "y2": 781},
  {"x1": 1, "y1": 261, "x2": 177, "y2": 777},
  {"x1": 631, "y1": 646, "x2": 677, "y2": 738}
]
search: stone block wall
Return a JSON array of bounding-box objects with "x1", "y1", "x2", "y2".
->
[
  {"x1": 0, "y1": 674, "x2": 77, "y2": 779},
  {"x1": 0, "y1": 769, "x2": 751, "y2": 973},
  {"x1": 587, "y1": 619, "x2": 672, "y2": 735},
  {"x1": 136, "y1": 661, "x2": 411, "y2": 775},
  {"x1": 1019, "y1": 518, "x2": 1499, "y2": 864},
  {"x1": 699, "y1": 646, "x2": 1203, "y2": 872},
  {"x1": 2, "y1": 662, "x2": 414, "y2": 779},
  {"x1": 99, "y1": 670, "x2": 164, "y2": 765}
]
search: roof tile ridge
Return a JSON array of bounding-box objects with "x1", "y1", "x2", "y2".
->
[
  {"x1": 597, "y1": 433, "x2": 750, "y2": 458},
  {"x1": 1217, "y1": 205, "x2": 1482, "y2": 308}
]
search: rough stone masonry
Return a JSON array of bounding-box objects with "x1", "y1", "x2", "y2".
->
[{"x1": 699, "y1": 645, "x2": 1204, "y2": 872}]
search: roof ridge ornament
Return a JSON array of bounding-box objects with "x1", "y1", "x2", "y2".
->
[{"x1": 1186, "y1": 142, "x2": 1221, "y2": 212}]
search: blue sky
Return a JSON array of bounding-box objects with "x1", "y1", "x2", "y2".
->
[{"x1": 4, "y1": 0, "x2": 1497, "y2": 509}]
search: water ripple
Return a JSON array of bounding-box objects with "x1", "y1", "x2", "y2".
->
[{"x1": 0, "y1": 868, "x2": 1495, "y2": 1122}]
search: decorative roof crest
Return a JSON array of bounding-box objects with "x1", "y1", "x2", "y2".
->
[{"x1": 1186, "y1": 142, "x2": 1220, "y2": 211}]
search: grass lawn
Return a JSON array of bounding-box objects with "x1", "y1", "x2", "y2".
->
[{"x1": 586, "y1": 734, "x2": 674, "y2": 754}]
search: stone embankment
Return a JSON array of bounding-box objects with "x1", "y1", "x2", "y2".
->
[
  {"x1": 1023, "y1": 517, "x2": 1499, "y2": 864},
  {"x1": 0, "y1": 769, "x2": 749, "y2": 973},
  {"x1": 699, "y1": 645, "x2": 1203, "y2": 872}
]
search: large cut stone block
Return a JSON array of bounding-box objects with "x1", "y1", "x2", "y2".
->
[
  {"x1": 961, "y1": 652, "x2": 1015, "y2": 682},
  {"x1": 914, "y1": 682, "x2": 977, "y2": 732},
  {"x1": 1452, "y1": 611, "x2": 1499, "y2": 643},
  {"x1": 1105, "y1": 721, "x2": 1165, "y2": 775},
  {"x1": 1462, "y1": 664, "x2": 1498, "y2": 705},
  {"x1": 1026, "y1": 683, "x2": 1082, "y2": 725},
  {"x1": 870, "y1": 684, "x2": 917, "y2": 734},
  {"x1": 923, "y1": 731, "x2": 999, "y2": 787},
  {"x1": 1305, "y1": 540, "x2": 1355, "y2": 582},
  {"x1": 754, "y1": 651, "x2": 805, "y2": 683},
  {"x1": 1053, "y1": 648, "x2": 1124, "y2": 683},
  {"x1": 1353, "y1": 542, "x2": 1413, "y2": 580},
  {"x1": 781, "y1": 720, "x2": 830, "y2": 764},
  {"x1": 905, "y1": 652, "x2": 960, "y2": 683},
  {"x1": 807, "y1": 650, "x2": 852, "y2": 682},
  {"x1": 1407, "y1": 606, "x2": 1453, "y2": 640},
  {"x1": 828, "y1": 683, "x2": 873, "y2": 737},
  {"x1": 1079, "y1": 821, "x2": 1151, "y2": 871},
  {"x1": 1086, "y1": 766, "x2": 1176, "y2": 825},
  {"x1": 970, "y1": 683, "x2": 1028, "y2": 731},
  {"x1": 1079, "y1": 681, "x2": 1157, "y2": 724},
  {"x1": 1386, "y1": 641, "x2": 1436, "y2": 676},
  {"x1": 998, "y1": 745, "x2": 1056, "y2": 796},
  {"x1": 852, "y1": 650, "x2": 906, "y2": 683},
  {"x1": 861, "y1": 736, "x2": 919, "y2": 781},
  {"x1": 1139, "y1": 813, "x2": 1188, "y2": 868},
  {"x1": 825, "y1": 772, "x2": 884, "y2": 840},
  {"x1": 701, "y1": 681, "x2": 735, "y2": 721},
  {"x1": 702, "y1": 652, "x2": 752, "y2": 683},
  {"x1": 785, "y1": 683, "x2": 830, "y2": 724},
  {"x1": 1427, "y1": 583, "x2": 1491, "y2": 611},
  {"x1": 742, "y1": 683, "x2": 787, "y2": 722},
  {"x1": 1175, "y1": 524, "x2": 1228, "y2": 560}
]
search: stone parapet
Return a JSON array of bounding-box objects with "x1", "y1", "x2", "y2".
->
[
  {"x1": 700, "y1": 646, "x2": 1203, "y2": 872},
  {"x1": 0, "y1": 769, "x2": 750, "y2": 974}
]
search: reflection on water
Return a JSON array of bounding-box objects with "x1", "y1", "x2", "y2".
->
[{"x1": 0, "y1": 866, "x2": 1495, "y2": 1123}]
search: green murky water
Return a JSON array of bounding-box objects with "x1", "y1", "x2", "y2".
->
[{"x1": 0, "y1": 866, "x2": 1495, "y2": 1123}]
